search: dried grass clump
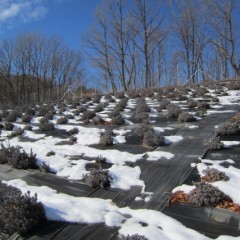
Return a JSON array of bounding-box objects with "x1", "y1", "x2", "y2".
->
[
  {"x1": 82, "y1": 111, "x2": 96, "y2": 121},
  {"x1": 134, "y1": 124, "x2": 153, "y2": 137},
  {"x1": 92, "y1": 94, "x2": 102, "y2": 103},
  {"x1": 201, "y1": 168, "x2": 229, "y2": 183},
  {"x1": 114, "y1": 99, "x2": 128, "y2": 112},
  {"x1": 197, "y1": 102, "x2": 210, "y2": 111},
  {"x1": 187, "y1": 98, "x2": 198, "y2": 108},
  {"x1": 92, "y1": 116, "x2": 105, "y2": 125},
  {"x1": 5, "y1": 110, "x2": 21, "y2": 122},
  {"x1": 0, "y1": 182, "x2": 46, "y2": 235},
  {"x1": 134, "y1": 112, "x2": 149, "y2": 124},
  {"x1": 68, "y1": 127, "x2": 79, "y2": 135},
  {"x1": 142, "y1": 130, "x2": 165, "y2": 148},
  {"x1": 10, "y1": 127, "x2": 24, "y2": 137},
  {"x1": 94, "y1": 104, "x2": 104, "y2": 113},
  {"x1": 56, "y1": 116, "x2": 68, "y2": 124},
  {"x1": 166, "y1": 104, "x2": 182, "y2": 118},
  {"x1": 158, "y1": 99, "x2": 170, "y2": 110},
  {"x1": 203, "y1": 136, "x2": 223, "y2": 150},
  {"x1": 230, "y1": 113, "x2": 240, "y2": 123},
  {"x1": 0, "y1": 144, "x2": 37, "y2": 169},
  {"x1": 127, "y1": 90, "x2": 140, "y2": 99},
  {"x1": 178, "y1": 112, "x2": 196, "y2": 122},
  {"x1": 39, "y1": 118, "x2": 54, "y2": 132},
  {"x1": 114, "y1": 92, "x2": 125, "y2": 99},
  {"x1": 99, "y1": 130, "x2": 114, "y2": 146},
  {"x1": 21, "y1": 114, "x2": 32, "y2": 123},
  {"x1": 136, "y1": 98, "x2": 150, "y2": 113},
  {"x1": 4, "y1": 121, "x2": 14, "y2": 131},
  {"x1": 112, "y1": 114, "x2": 125, "y2": 125},
  {"x1": 23, "y1": 125, "x2": 32, "y2": 131},
  {"x1": 215, "y1": 122, "x2": 240, "y2": 135},
  {"x1": 189, "y1": 182, "x2": 229, "y2": 207},
  {"x1": 83, "y1": 168, "x2": 112, "y2": 188},
  {"x1": 211, "y1": 97, "x2": 219, "y2": 103},
  {"x1": 36, "y1": 104, "x2": 54, "y2": 117}
]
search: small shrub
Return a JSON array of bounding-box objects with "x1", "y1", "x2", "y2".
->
[
  {"x1": 82, "y1": 111, "x2": 96, "y2": 121},
  {"x1": 69, "y1": 135, "x2": 77, "y2": 142},
  {"x1": 202, "y1": 168, "x2": 229, "y2": 183},
  {"x1": 99, "y1": 130, "x2": 113, "y2": 146},
  {"x1": 167, "y1": 104, "x2": 182, "y2": 118},
  {"x1": 5, "y1": 110, "x2": 21, "y2": 122},
  {"x1": 177, "y1": 94, "x2": 188, "y2": 101},
  {"x1": 127, "y1": 91, "x2": 140, "y2": 99},
  {"x1": 23, "y1": 125, "x2": 32, "y2": 131},
  {"x1": 57, "y1": 117, "x2": 68, "y2": 125},
  {"x1": 135, "y1": 124, "x2": 153, "y2": 137},
  {"x1": 39, "y1": 119, "x2": 54, "y2": 132},
  {"x1": 216, "y1": 122, "x2": 240, "y2": 135},
  {"x1": 187, "y1": 98, "x2": 198, "y2": 108},
  {"x1": 136, "y1": 99, "x2": 150, "y2": 113},
  {"x1": 142, "y1": 130, "x2": 164, "y2": 148},
  {"x1": 21, "y1": 114, "x2": 32, "y2": 123},
  {"x1": 112, "y1": 114, "x2": 125, "y2": 125},
  {"x1": 36, "y1": 104, "x2": 53, "y2": 117},
  {"x1": 83, "y1": 168, "x2": 112, "y2": 188},
  {"x1": 211, "y1": 97, "x2": 219, "y2": 103},
  {"x1": 158, "y1": 99, "x2": 170, "y2": 110},
  {"x1": 78, "y1": 106, "x2": 86, "y2": 113},
  {"x1": 118, "y1": 234, "x2": 148, "y2": 240},
  {"x1": 65, "y1": 114, "x2": 74, "y2": 119},
  {"x1": 114, "y1": 99, "x2": 128, "y2": 112},
  {"x1": 0, "y1": 182, "x2": 46, "y2": 235},
  {"x1": 189, "y1": 182, "x2": 229, "y2": 207},
  {"x1": 114, "y1": 92, "x2": 125, "y2": 99},
  {"x1": 92, "y1": 116, "x2": 105, "y2": 125},
  {"x1": 203, "y1": 136, "x2": 223, "y2": 150},
  {"x1": 92, "y1": 94, "x2": 102, "y2": 103},
  {"x1": 4, "y1": 121, "x2": 14, "y2": 131},
  {"x1": 46, "y1": 151, "x2": 55, "y2": 157},
  {"x1": 0, "y1": 144, "x2": 37, "y2": 169},
  {"x1": 230, "y1": 113, "x2": 240, "y2": 123},
  {"x1": 25, "y1": 108, "x2": 35, "y2": 116},
  {"x1": 197, "y1": 102, "x2": 210, "y2": 111},
  {"x1": 94, "y1": 104, "x2": 104, "y2": 113},
  {"x1": 134, "y1": 112, "x2": 149, "y2": 124},
  {"x1": 10, "y1": 128, "x2": 24, "y2": 137},
  {"x1": 95, "y1": 155, "x2": 107, "y2": 165},
  {"x1": 69, "y1": 102, "x2": 80, "y2": 109},
  {"x1": 178, "y1": 112, "x2": 196, "y2": 122},
  {"x1": 68, "y1": 127, "x2": 79, "y2": 135},
  {"x1": 105, "y1": 94, "x2": 113, "y2": 101},
  {"x1": 44, "y1": 111, "x2": 54, "y2": 120}
]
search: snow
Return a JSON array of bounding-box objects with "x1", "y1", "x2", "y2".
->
[
  {"x1": 172, "y1": 184, "x2": 196, "y2": 194},
  {"x1": 109, "y1": 165, "x2": 145, "y2": 190},
  {"x1": 222, "y1": 141, "x2": 240, "y2": 148},
  {"x1": 2, "y1": 179, "x2": 214, "y2": 240},
  {"x1": 188, "y1": 125, "x2": 199, "y2": 129},
  {"x1": 146, "y1": 151, "x2": 174, "y2": 161},
  {"x1": 164, "y1": 135, "x2": 183, "y2": 144}
]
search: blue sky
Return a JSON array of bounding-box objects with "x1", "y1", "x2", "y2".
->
[{"x1": 0, "y1": 0, "x2": 100, "y2": 50}]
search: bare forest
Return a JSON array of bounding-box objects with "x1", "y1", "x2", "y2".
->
[{"x1": 0, "y1": 0, "x2": 239, "y2": 106}]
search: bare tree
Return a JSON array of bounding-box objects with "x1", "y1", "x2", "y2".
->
[
  {"x1": 174, "y1": 0, "x2": 208, "y2": 83},
  {"x1": 132, "y1": 0, "x2": 167, "y2": 88},
  {"x1": 206, "y1": 0, "x2": 240, "y2": 78}
]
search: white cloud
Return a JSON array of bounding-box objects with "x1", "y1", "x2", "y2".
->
[{"x1": 0, "y1": 0, "x2": 48, "y2": 29}]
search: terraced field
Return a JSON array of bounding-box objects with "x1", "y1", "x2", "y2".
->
[{"x1": 0, "y1": 82, "x2": 240, "y2": 239}]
